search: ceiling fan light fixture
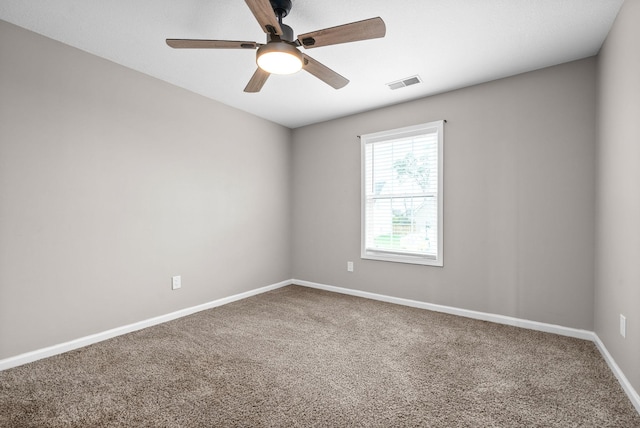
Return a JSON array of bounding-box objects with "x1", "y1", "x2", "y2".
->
[{"x1": 257, "y1": 42, "x2": 303, "y2": 75}]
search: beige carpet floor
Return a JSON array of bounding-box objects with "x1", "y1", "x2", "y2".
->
[{"x1": 1, "y1": 285, "x2": 639, "y2": 427}]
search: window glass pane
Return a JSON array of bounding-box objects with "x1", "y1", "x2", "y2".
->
[
  {"x1": 368, "y1": 135, "x2": 438, "y2": 197},
  {"x1": 366, "y1": 196, "x2": 437, "y2": 257}
]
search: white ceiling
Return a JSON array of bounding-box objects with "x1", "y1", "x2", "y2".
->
[{"x1": 0, "y1": 0, "x2": 624, "y2": 128}]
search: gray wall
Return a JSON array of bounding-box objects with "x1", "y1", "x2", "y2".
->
[
  {"x1": 292, "y1": 58, "x2": 597, "y2": 330},
  {"x1": 0, "y1": 20, "x2": 292, "y2": 359},
  {"x1": 596, "y1": 0, "x2": 640, "y2": 393}
]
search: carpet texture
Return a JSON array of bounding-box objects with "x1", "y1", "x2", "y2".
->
[{"x1": 1, "y1": 285, "x2": 638, "y2": 427}]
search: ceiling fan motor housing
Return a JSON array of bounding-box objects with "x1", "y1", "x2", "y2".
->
[{"x1": 267, "y1": 24, "x2": 295, "y2": 43}]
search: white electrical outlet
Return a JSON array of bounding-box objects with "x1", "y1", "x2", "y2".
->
[
  {"x1": 620, "y1": 314, "x2": 626, "y2": 338},
  {"x1": 347, "y1": 261, "x2": 354, "y2": 272},
  {"x1": 172, "y1": 275, "x2": 182, "y2": 290}
]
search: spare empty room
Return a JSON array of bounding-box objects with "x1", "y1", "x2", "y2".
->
[{"x1": 1, "y1": 0, "x2": 639, "y2": 425}]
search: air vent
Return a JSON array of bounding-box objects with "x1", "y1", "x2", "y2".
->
[{"x1": 387, "y1": 75, "x2": 422, "y2": 90}]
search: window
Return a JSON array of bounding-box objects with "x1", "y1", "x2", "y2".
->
[{"x1": 361, "y1": 120, "x2": 444, "y2": 266}]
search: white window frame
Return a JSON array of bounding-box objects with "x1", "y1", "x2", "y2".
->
[{"x1": 360, "y1": 120, "x2": 444, "y2": 266}]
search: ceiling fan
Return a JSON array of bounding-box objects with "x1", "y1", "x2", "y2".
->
[{"x1": 166, "y1": 0, "x2": 386, "y2": 93}]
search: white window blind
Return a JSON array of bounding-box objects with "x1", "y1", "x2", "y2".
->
[{"x1": 361, "y1": 120, "x2": 444, "y2": 266}]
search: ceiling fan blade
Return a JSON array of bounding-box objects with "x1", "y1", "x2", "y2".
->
[
  {"x1": 302, "y1": 54, "x2": 349, "y2": 89},
  {"x1": 244, "y1": 68, "x2": 271, "y2": 93},
  {"x1": 244, "y1": 0, "x2": 283, "y2": 35},
  {"x1": 166, "y1": 39, "x2": 259, "y2": 49},
  {"x1": 297, "y1": 17, "x2": 386, "y2": 49}
]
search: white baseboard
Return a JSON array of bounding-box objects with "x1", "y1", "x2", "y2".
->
[
  {"x1": 293, "y1": 279, "x2": 639, "y2": 414},
  {"x1": 293, "y1": 279, "x2": 594, "y2": 340},
  {"x1": 593, "y1": 334, "x2": 640, "y2": 414},
  {"x1": 0, "y1": 279, "x2": 292, "y2": 372}
]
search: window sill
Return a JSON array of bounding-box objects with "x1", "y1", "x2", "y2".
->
[{"x1": 361, "y1": 251, "x2": 443, "y2": 267}]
